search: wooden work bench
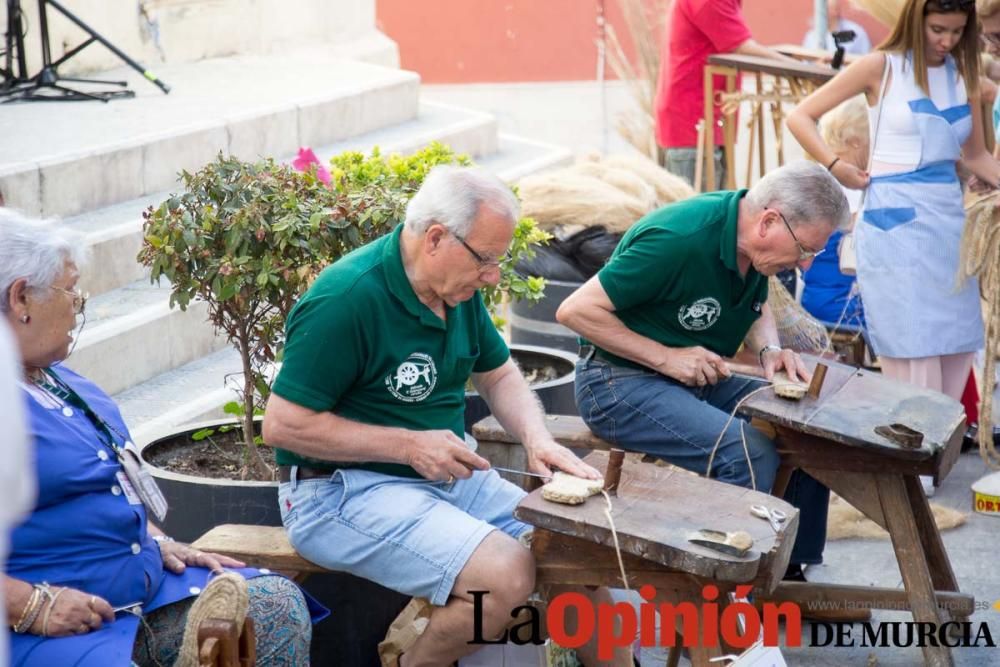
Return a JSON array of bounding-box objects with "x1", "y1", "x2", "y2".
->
[
  {"x1": 740, "y1": 356, "x2": 971, "y2": 667},
  {"x1": 516, "y1": 450, "x2": 798, "y2": 667},
  {"x1": 701, "y1": 53, "x2": 835, "y2": 192}
]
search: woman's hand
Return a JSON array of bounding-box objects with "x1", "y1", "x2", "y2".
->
[
  {"x1": 29, "y1": 588, "x2": 114, "y2": 637},
  {"x1": 831, "y1": 160, "x2": 870, "y2": 189},
  {"x1": 158, "y1": 540, "x2": 245, "y2": 575}
]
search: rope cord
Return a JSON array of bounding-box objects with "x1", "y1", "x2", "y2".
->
[
  {"x1": 704, "y1": 385, "x2": 774, "y2": 490},
  {"x1": 600, "y1": 490, "x2": 630, "y2": 591}
]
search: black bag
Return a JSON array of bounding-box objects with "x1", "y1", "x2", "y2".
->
[
  {"x1": 515, "y1": 244, "x2": 588, "y2": 282},
  {"x1": 563, "y1": 226, "x2": 622, "y2": 279}
]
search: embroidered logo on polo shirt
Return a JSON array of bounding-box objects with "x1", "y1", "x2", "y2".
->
[
  {"x1": 678, "y1": 297, "x2": 722, "y2": 331},
  {"x1": 386, "y1": 353, "x2": 438, "y2": 402}
]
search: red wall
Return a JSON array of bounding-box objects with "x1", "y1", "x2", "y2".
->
[{"x1": 375, "y1": 0, "x2": 889, "y2": 83}]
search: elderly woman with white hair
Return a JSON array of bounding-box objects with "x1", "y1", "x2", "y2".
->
[{"x1": 0, "y1": 209, "x2": 324, "y2": 666}]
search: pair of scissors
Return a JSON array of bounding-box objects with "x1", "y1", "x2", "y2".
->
[{"x1": 750, "y1": 504, "x2": 787, "y2": 532}]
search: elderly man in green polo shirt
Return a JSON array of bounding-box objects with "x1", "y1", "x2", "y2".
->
[
  {"x1": 557, "y1": 160, "x2": 850, "y2": 582},
  {"x1": 263, "y1": 166, "x2": 632, "y2": 666}
]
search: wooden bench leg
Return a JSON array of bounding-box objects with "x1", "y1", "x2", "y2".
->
[
  {"x1": 877, "y1": 474, "x2": 954, "y2": 667},
  {"x1": 652, "y1": 577, "x2": 732, "y2": 667},
  {"x1": 904, "y1": 474, "x2": 970, "y2": 635},
  {"x1": 771, "y1": 464, "x2": 795, "y2": 497}
]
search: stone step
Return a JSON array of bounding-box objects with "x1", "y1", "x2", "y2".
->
[
  {"x1": 69, "y1": 102, "x2": 501, "y2": 298},
  {"x1": 478, "y1": 133, "x2": 574, "y2": 183},
  {"x1": 118, "y1": 348, "x2": 245, "y2": 447},
  {"x1": 0, "y1": 54, "x2": 420, "y2": 218},
  {"x1": 119, "y1": 132, "x2": 572, "y2": 442},
  {"x1": 64, "y1": 279, "x2": 226, "y2": 397}
]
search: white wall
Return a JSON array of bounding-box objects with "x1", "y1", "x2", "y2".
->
[{"x1": 0, "y1": 0, "x2": 397, "y2": 75}]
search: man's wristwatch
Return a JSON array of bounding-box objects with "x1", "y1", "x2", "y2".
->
[{"x1": 758, "y1": 344, "x2": 782, "y2": 368}]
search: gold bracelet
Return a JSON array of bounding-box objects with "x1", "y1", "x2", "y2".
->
[
  {"x1": 13, "y1": 582, "x2": 55, "y2": 635},
  {"x1": 11, "y1": 586, "x2": 40, "y2": 633}
]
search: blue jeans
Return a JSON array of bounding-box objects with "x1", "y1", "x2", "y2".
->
[{"x1": 575, "y1": 354, "x2": 828, "y2": 565}]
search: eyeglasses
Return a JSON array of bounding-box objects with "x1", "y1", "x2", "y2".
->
[
  {"x1": 770, "y1": 209, "x2": 825, "y2": 261},
  {"x1": 49, "y1": 285, "x2": 88, "y2": 315},
  {"x1": 451, "y1": 231, "x2": 512, "y2": 271}
]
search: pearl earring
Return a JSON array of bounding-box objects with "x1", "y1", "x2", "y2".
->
[{"x1": 20, "y1": 315, "x2": 29, "y2": 324}]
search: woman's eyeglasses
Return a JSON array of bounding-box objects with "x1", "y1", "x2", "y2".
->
[{"x1": 49, "y1": 286, "x2": 88, "y2": 315}]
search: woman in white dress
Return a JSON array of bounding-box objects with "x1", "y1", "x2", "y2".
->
[{"x1": 788, "y1": 0, "x2": 1000, "y2": 493}]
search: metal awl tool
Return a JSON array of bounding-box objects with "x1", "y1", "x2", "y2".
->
[{"x1": 491, "y1": 466, "x2": 551, "y2": 480}]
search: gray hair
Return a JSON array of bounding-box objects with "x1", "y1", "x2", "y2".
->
[
  {"x1": 404, "y1": 165, "x2": 520, "y2": 237},
  {"x1": 0, "y1": 209, "x2": 86, "y2": 313},
  {"x1": 744, "y1": 160, "x2": 850, "y2": 231}
]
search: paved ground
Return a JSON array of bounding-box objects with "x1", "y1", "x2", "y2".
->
[{"x1": 424, "y1": 81, "x2": 1000, "y2": 666}]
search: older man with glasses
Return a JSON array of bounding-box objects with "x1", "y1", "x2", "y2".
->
[
  {"x1": 263, "y1": 166, "x2": 633, "y2": 666},
  {"x1": 557, "y1": 160, "x2": 849, "y2": 582}
]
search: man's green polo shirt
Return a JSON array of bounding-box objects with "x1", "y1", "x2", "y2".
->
[
  {"x1": 271, "y1": 223, "x2": 510, "y2": 478},
  {"x1": 591, "y1": 189, "x2": 768, "y2": 369}
]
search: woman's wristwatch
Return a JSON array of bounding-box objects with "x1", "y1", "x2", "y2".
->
[
  {"x1": 152, "y1": 535, "x2": 175, "y2": 544},
  {"x1": 758, "y1": 344, "x2": 782, "y2": 368}
]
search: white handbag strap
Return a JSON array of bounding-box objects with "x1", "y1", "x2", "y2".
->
[{"x1": 857, "y1": 53, "x2": 892, "y2": 215}]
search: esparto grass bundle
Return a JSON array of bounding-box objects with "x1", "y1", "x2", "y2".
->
[{"x1": 960, "y1": 193, "x2": 1000, "y2": 469}]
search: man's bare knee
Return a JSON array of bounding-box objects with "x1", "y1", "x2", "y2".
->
[{"x1": 453, "y1": 531, "x2": 535, "y2": 608}]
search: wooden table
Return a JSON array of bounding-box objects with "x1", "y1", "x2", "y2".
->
[
  {"x1": 739, "y1": 357, "x2": 971, "y2": 667},
  {"x1": 515, "y1": 450, "x2": 799, "y2": 666},
  {"x1": 701, "y1": 53, "x2": 835, "y2": 192}
]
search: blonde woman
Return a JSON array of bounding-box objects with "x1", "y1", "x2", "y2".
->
[
  {"x1": 800, "y1": 95, "x2": 869, "y2": 328},
  {"x1": 788, "y1": 1, "x2": 996, "y2": 412}
]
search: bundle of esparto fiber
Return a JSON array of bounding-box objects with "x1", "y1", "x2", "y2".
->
[
  {"x1": 767, "y1": 276, "x2": 831, "y2": 353},
  {"x1": 568, "y1": 161, "x2": 658, "y2": 212},
  {"x1": 600, "y1": 153, "x2": 696, "y2": 206},
  {"x1": 517, "y1": 170, "x2": 653, "y2": 233},
  {"x1": 850, "y1": 0, "x2": 907, "y2": 30},
  {"x1": 960, "y1": 193, "x2": 1000, "y2": 469}
]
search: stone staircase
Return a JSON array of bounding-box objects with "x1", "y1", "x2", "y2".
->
[{"x1": 0, "y1": 53, "x2": 571, "y2": 446}]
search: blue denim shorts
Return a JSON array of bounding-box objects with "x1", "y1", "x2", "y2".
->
[{"x1": 278, "y1": 467, "x2": 530, "y2": 606}]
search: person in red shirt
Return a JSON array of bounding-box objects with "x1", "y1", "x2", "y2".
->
[{"x1": 655, "y1": 0, "x2": 795, "y2": 189}]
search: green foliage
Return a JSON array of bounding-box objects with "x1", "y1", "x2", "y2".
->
[{"x1": 329, "y1": 141, "x2": 474, "y2": 194}]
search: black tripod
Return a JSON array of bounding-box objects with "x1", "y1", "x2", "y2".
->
[
  {"x1": 1, "y1": 0, "x2": 28, "y2": 89},
  {"x1": 1, "y1": 0, "x2": 169, "y2": 102}
]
